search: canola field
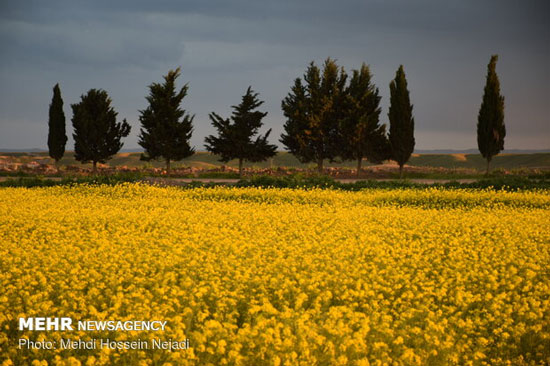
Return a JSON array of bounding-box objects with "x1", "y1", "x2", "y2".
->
[{"x1": 1, "y1": 184, "x2": 549, "y2": 366}]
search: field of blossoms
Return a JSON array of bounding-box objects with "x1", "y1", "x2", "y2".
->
[{"x1": 1, "y1": 183, "x2": 549, "y2": 366}]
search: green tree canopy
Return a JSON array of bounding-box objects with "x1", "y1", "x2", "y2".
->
[
  {"x1": 139, "y1": 67, "x2": 195, "y2": 174},
  {"x1": 71, "y1": 89, "x2": 131, "y2": 173},
  {"x1": 281, "y1": 58, "x2": 347, "y2": 172},
  {"x1": 340, "y1": 63, "x2": 390, "y2": 176},
  {"x1": 47, "y1": 83, "x2": 67, "y2": 164},
  {"x1": 388, "y1": 65, "x2": 415, "y2": 178},
  {"x1": 205, "y1": 86, "x2": 277, "y2": 176},
  {"x1": 477, "y1": 55, "x2": 505, "y2": 175}
]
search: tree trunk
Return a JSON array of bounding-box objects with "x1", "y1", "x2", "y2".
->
[
  {"x1": 166, "y1": 158, "x2": 171, "y2": 176},
  {"x1": 317, "y1": 158, "x2": 324, "y2": 174},
  {"x1": 238, "y1": 158, "x2": 243, "y2": 178},
  {"x1": 55, "y1": 159, "x2": 60, "y2": 175},
  {"x1": 356, "y1": 158, "x2": 362, "y2": 178},
  {"x1": 92, "y1": 161, "x2": 97, "y2": 175},
  {"x1": 399, "y1": 164, "x2": 403, "y2": 179},
  {"x1": 486, "y1": 158, "x2": 490, "y2": 176}
]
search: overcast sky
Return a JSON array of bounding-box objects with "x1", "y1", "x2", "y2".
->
[{"x1": 1, "y1": 0, "x2": 548, "y2": 150}]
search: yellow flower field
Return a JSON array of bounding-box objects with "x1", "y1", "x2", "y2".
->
[{"x1": 1, "y1": 184, "x2": 549, "y2": 366}]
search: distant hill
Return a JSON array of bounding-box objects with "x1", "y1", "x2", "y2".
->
[
  {"x1": 413, "y1": 149, "x2": 550, "y2": 154},
  {"x1": 0, "y1": 148, "x2": 47, "y2": 153}
]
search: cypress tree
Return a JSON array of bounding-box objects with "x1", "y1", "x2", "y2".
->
[
  {"x1": 71, "y1": 89, "x2": 131, "y2": 174},
  {"x1": 388, "y1": 65, "x2": 415, "y2": 178},
  {"x1": 47, "y1": 83, "x2": 67, "y2": 168},
  {"x1": 340, "y1": 64, "x2": 390, "y2": 176},
  {"x1": 281, "y1": 58, "x2": 347, "y2": 173},
  {"x1": 477, "y1": 55, "x2": 505, "y2": 175},
  {"x1": 205, "y1": 87, "x2": 277, "y2": 177},
  {"x1": 138, "y1": 67, "x2": 195, "y2": 175}
]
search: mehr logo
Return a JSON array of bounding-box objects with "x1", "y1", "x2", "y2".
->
[
  {"x1": 18, "y1": 318, "x2": 168, "y2": 331},
  {"x1": 19, "y1": 317, "x2": 73, "y2": 331}
]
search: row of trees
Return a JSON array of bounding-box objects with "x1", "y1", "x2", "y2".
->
[
  {"x1": 47, "y1": 85, "x2": 130, "y2": 173},
  {"x1": 281, "y1": 59, "x2": 414, "y2": 176},
  {"x1": 47, "y1": 68, "x2": 276, "y2": 176},
  {"x1": 48, "y1": 56, "x2": 505, "y2": 176}
]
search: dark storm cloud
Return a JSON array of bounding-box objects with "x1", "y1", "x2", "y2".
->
[{"x1": 0, "y1": 0, "x2": 548, "y2": 150}]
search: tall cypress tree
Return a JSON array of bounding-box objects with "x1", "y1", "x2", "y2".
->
[
  {"x1": 477, "y1": 55, "x2": 505, "y2": 175},
  {"x1": 205, "y1": 87, "x2": 277, "y2": 177},
  {"x1": 340, "y1": 64, "x2": 390, "y2": 176},
  {"x1": 72, "y1": 89, "x2": 131, "y2": 174},
  {"x1": 139, "y1": 67, "x2": 195, "y2": 175},
  {"x1": 281, "y1": 58, "x2": 347, "y2": 172},
  {"x1": 388, "y1": 65, "x2": 415, "y2": 178},
  {"x1": 47, "y1": 83, "x2": 67, "y2": 167}
]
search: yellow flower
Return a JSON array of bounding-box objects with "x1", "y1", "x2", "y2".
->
[{"x1": 0, "y1": 184, "x2": 547, "y2": 365}]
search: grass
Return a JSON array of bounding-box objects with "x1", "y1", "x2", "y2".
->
[
  {"x1": 0, "y1": 171, "x2": 41, "y2": 177},
  {"x1": 0, "y1": 173, "x2": 143, "y2": 188},
  {"x1": 2, "y1": 151, "x2": 549, "y2": 170},
  {"x1": 237, "y1": 174, "x2": 550, "y2": 191},
  {"x1": 3, "y1": 173, "x2": 548, "y2": 191},
  {"x1": 408, "y1": 153, "x2": 550, "y2": 170},
  {"x1": 198, "y1": 171, "x2": 241, "y2": 179}
]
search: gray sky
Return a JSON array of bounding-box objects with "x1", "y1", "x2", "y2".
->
[{"x1": 1, "y1": 0, "x2": 549, "y2": 150}]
